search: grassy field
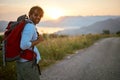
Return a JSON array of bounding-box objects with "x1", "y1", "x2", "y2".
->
[{"x1": 0, "y1": 34, "x2": 119, "y2": 80}]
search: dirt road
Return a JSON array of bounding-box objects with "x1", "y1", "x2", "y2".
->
[{"x1": 41, "y1": 37, "x2": 120, "y2": 80}]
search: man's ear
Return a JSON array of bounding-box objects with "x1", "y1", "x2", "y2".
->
[{"x1": 29, "y1": 14, "x2": 30, "y2": 18}]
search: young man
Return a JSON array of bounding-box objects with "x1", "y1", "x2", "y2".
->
[{"x1": 16, "y1": 6, "x2": 44, "y2": 80}]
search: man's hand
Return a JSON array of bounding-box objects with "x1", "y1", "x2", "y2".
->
[
  {"x1": 31, "y1": 35, "x2": 44, "y2": 47},
  {"x1": 37, "y1": 35, "x2": 44, "y2": 42}
]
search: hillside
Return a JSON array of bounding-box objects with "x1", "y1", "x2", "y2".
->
[
  {"x1": 0, "y1": 16, "x2": 120, "y2": 34},
  {"x1": 38, "y1": 16, "x2": 119, "y2": 28},
  {"x1": 0, "y1": 21, "x2": 8, "y2": 32},
  {"x1": 56, "y1": 18, "x2": 120, "y2": 35}
]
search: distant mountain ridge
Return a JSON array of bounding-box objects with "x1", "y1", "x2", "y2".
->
[
  {"x1": 0, "y1": 21, "x2": 8, "y2": 32},
  {"x1": 55, "y1": 17, "x2": 120, "y2": 35},
  {"x1": 0, "y1": 16, "x2": 120, "y2": 34},
  {"x1": 38, "y1": 16, "x2": 120, "y2": 28}
]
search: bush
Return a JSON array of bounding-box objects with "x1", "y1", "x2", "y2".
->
[
  {"x1": 102, "y1": 30, "x2": 110, "y2": 34},
  {"x1": 0, "y1": 52, "x2": 17, "y2": 80}
]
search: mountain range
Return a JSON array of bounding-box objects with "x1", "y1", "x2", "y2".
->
[
  {"x1": 0, "y1": 16, "x2": 120, "y2": 35},
  {"x1": 0, "y1": 21, "x2": 8, "y2": 32},
  {"x1": 55, "y1": 17, "x2": 120, "y2": 35},
  {"x1": 38, "y1": 16, "x2": 119, "y2": 28}
]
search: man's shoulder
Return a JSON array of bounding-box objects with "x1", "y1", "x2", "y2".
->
[
  {"x1": 24, "y1": 23, "x2": 35, "y2": 30},
  {"x1": 26, "y1": 23, "x2": 34, "y2": 26},
  {"x1": 25, "y1": 19, "x2": 35, "y2": 28}
]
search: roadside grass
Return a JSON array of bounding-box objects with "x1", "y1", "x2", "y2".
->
[
  {"x1": 0, "y1": 34, "x2": 119, "y2": 80},
  {"x1": 37, "y1": 34, "x2": 118, "y2": 69}
]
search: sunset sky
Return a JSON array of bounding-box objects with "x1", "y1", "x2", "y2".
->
[{"x1": 0, "y1": 0, "x2": 120, "y2": 21}]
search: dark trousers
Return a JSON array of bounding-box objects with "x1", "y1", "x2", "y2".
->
[{"x1": 16, "y1": 61, "x2": 40, "y2": 80}]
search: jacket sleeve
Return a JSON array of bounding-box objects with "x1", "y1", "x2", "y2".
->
[{"x1": 20, "y1": 23, "x2": 35, "y2": 50}]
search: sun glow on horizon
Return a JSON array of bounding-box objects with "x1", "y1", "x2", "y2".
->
[
  {"x1": 37, "y1": 26, "x2": 64, "y2": 34},
  {"x1": 45, "y1": 7, "x2": 65, "y2": 20}
]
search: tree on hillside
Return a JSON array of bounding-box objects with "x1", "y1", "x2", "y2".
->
[
  {"x1": 102, "y1": 29, "x2": 110, "y2": 34},
  {"x1": 116, "y1": 31, "x2": 120, "y2": 36},
  {"x1": 116, "y1": 31, "x2": 120, "y2": 34}
]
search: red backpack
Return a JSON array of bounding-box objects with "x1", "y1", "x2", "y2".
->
[{"x1": 2, "y1": 15, "x2": 36, "y2": 65}]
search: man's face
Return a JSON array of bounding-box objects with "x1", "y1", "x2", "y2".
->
[{"x1": 30, "y1": 9, "x2": 43, "y2": 25}]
